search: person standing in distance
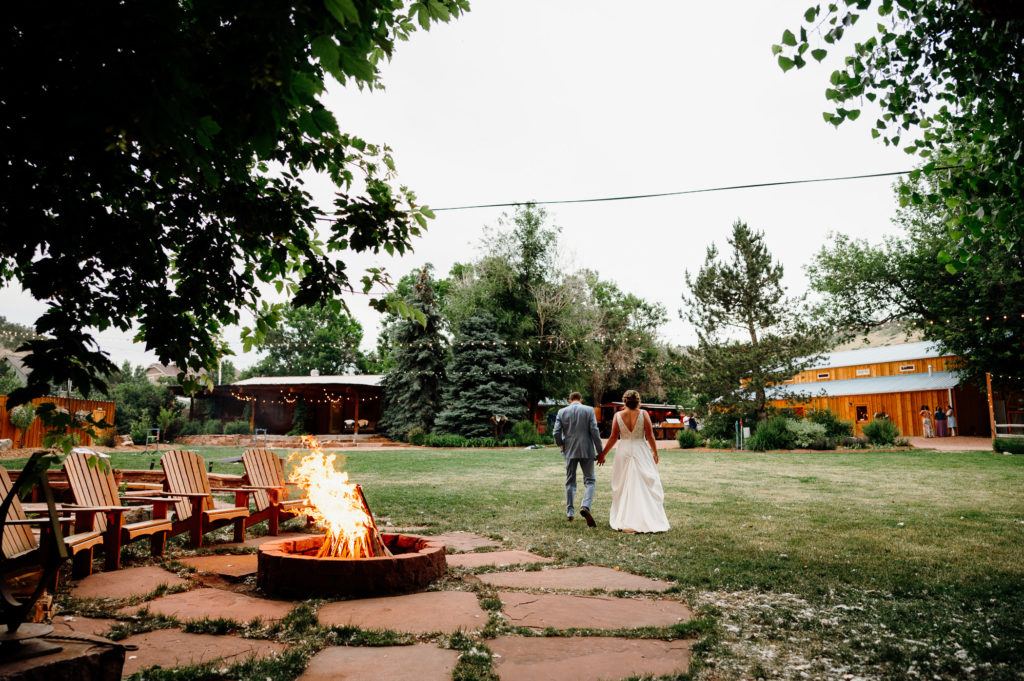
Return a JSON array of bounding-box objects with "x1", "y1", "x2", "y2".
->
[{"x1": 553, "y1": 391, "x2": 603, "y2": 527}]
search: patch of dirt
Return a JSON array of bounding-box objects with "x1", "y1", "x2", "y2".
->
[{"x1": 0, "y1": 443, "x2": 176, "y2": 461}]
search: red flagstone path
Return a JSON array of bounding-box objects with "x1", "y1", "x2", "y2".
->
[
  {"x1": 298, "y1": 644, "x2": 459, "y2": 681},
  {"x1": 317, "y1": 590, "x2": 487, "y2": 634},
  {"x1": 179, "y1": 554, "x2": 258, "y2": 581},
  {"x1": 218, "y1": 530, "x2": 310, "y2": 549},
  {"x1": 118, "y1": 629, "x2": 287, "y2": 676},
  {"x1": 446, "y1": 550, "x2": 553, "y2": 568},
  {"x1": 118, "y1": 587, "x2": 295, "y2": 622},
  {"x1": 478, "y1": 565, "x2": 674, "y2": 592},
  {"x1": 51, "y1": 615, "x2": 117, "y2": 637},
  {"x1": 497, "y1": 591, "x2": 692, "y2": 630},
  {"x1": 418, "y1": 531, "x2": 501, "y2": 552},
  {"x1": 489, "y1": 636, "x2": 691, "y2": 681},
  {"x1": 69, "y1": 565, "x2": 188, "y2": 600}
]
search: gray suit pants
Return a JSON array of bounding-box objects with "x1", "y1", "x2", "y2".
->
[{"x1": 564, "y1": 455, "x2": 596, "y2": 517}]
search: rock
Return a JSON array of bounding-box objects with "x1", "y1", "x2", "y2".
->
[
  {"x1": 0, "y1": 439, "x2": 12, "y2": 451},
  {"x1": 116, "y1": 435, "x2": 134, "y2": 447}
]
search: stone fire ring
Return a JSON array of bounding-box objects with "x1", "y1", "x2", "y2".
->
[{"x1": 258, "y1": 534, "x2": 446, "y2": 600}]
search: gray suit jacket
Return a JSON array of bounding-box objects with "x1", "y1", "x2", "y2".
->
[{"x1": 553, "y1": 401, "x2": 603, "y2": 460}]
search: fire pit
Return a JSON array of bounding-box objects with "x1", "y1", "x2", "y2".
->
[
  {"x1": 257, "y1": 533, "x2": 446, "y2": 599},
  {"x1": 256, "y1": 436, "x2": 446, "y2": 599}
]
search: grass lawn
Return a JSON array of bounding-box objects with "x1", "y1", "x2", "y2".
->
[{"x1": 7, "y1": 445, "x2": 1023, "y2": 679}]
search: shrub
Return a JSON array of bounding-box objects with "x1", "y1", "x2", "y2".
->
[
  {"x1": 423, "y1": 433, "x2": 467, "y2": 448},
  {"x1": 510, "y1": 420, "x2": 541, "y2": 446},
  {"x1": 224, "y1": 419, "x2": 251, "y2": 435},
  {"x1": 129, "y1": 415, "x2": 151, "y2": 445},
  {"x1": 179, "y1": 420, "x2": 202, "y2": 436},
  {"x1": 8, "y1": 403, "x2": 37, "y2": 432},
  {"x1": 706, "y1": 437, "x2": 732, "y2": 449},
  {"x1": 787, "y1": 419, "x2": 828, "y2": 448},
  {"x1": 746, "y1": 417, "x2": 796, "y2": 451},
  {"x1": 202, "y1": 419, "x2": 222, "y2": 434},
  {"x1": 407, "y1": 427, "x2": 426, "y2": 446},
  {"x1": 806, "y1": 408, "x2": 854, "y2": 439},
  {"x1": 993, "y1": 437, "x2": 1024, "y2": 454},
  {"x1": 93, "y1": 429, "x2": 116, "y2": 447},
  {"x1": 862, "y1": 418, "x2": 900, "y2": 446},
  {"x1": 156, "y1": 406, "x2": 184, "y2": 442},
  {"x1": 807, "y1": 438, "x2": 837, "y2": 450},
  {"x1": 676, "y1": 429, "x2": 702, "y2": 449},
  {"x1": 539, "y1": 433, "x2": 555, "y2": 445},
  {"x1": 841, "y1": 435, "x2": 869, "y2": 448}
]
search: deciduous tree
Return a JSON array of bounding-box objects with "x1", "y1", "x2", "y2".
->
[
  {"x1": 0, "y1": 1, "x2": 468, "y2": 408},
  {"x1": 242, "y1": 303, "x2": 364, "y2": 377},
  {"x1": 775, "y1": 1, "x2": 1024, "y2": 271}
]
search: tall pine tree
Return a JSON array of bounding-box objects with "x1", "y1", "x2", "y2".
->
[
  {"x1": 378, "y1": 267, "x2": 448, "y2": 441},
  {"x1": 683, "y1": 220, "x2": 832, "y2": 422},
  {"x1": 434, "y1": 312, "x2": 528, "y2": 438}
]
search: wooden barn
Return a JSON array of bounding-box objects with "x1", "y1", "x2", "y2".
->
[
  {"x1": 768, "y1": 341, "x2": 990, "y2": 437},
  {"x1": 206, "y1": 375, "x2": 382, "y2": 435}
]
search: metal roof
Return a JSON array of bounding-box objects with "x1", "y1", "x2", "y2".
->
[
  {"x1": 232, "y1": 375, "x2": 381, "y2": 387},
  {"x1": 769, "y1": 370, "x2": 960, "y2": 399},
  {"x1": 809, "y1": 341, "x2": 949, "y2": 370}
]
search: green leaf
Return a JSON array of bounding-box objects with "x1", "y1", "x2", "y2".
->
[
  {"x1": 811, "y1": 48, "x2": 827, "y2": 62},
  {"x1": 324, "y1": 0, "x2": 360, "y2": 25},
  {"x1": 804, "y1": 6, "x2": 819, "y2": 22},
  {"x1": 845, "y1": 109, "x2": 860, "y2": 121},
  {"x1": 772, "y1": 44, "x2": 783, "y2": 55},
  {"x1": 778, "y1": 56, "x2": 796, "y2": 72},
  {"x1": 781, "y1": 29, "x2": 798, "y2": 47},
  {"x1": 311, "y1": 35, "x2": 340, "y2": 74}
]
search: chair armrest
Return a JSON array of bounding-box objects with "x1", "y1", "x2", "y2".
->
[
  {"x1": 62, "y1": 505, "x2": 131, "y2": 513},
  {"x1": 160, "y1": 492, "x2": 211, "y2": 499},
  {"x1": 7, "y1": 517, "x2": 76, "y2": 526}
]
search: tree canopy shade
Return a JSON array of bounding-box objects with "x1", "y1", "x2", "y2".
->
[
  {"x1": 0, "y1": 0, "x2": 468, "y2": 406},
  {"x1": 683, "y1": 221, "x2": 831, "y2": 422},
  {"x1": 775, "y1": 1, "x2": 1024, "y2": 271}
]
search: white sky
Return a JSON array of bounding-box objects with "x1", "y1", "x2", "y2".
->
[{"x1": 1, "y1": 1, "x2": 908, "y2": 370}]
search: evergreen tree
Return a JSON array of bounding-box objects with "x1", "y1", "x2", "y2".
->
[
  {"x1": 683, "y1": 220, "x2": 832, "y2": 422},
  {"x1": 435, "y1": 312, "x2": 528, "y2": 439},
  {"x1": 378, "y1": 267, "x2": 448, "y2": 441}
]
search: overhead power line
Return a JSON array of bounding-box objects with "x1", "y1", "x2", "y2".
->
[{"x1": 430, "y1": 168, "x2": 947, "y2": 212}]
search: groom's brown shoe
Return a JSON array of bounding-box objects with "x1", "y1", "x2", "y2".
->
[{"x1": 580, "y1": 507, "x2": 596, "y2": 528}]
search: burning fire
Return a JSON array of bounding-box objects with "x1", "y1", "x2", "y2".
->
[{"x1": 287, "y1": 435, "x2": 392, "y2": 559}]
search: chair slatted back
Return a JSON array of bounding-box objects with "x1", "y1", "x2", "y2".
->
[
  {"x1": 242, "y1": 449, "x2": 286, "y2": 512},
  {"x1": 63, "y1": 452, "x2": 120, "y2": 534},
  {"x1": 0, "y1": 466, "x2": 39, "y2": 560},
  {"x1": 160, "y1": 450, "x2": 214, "y2": 521}
]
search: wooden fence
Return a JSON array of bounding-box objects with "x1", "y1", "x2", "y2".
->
[{"x1": 0, "y1": 395, "x2": 116, "y2": 448}]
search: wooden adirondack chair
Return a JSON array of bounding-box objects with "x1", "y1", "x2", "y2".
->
[
  {"x1": 160, "y1": 450, "x2": 252, "y2": 548},
  {"x1": 62, "y1": 452, "x2": 172, "y2": 570},
  {"x1": 0, "y1": 466, "x2": 102, "y2": 583},
  {"x1": 241, "y1": 449, "x2": 310, "y2": 535}
]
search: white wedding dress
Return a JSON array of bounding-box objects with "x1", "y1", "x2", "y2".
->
[{"x1": 608, "y1": 410, "x2": 670, "y2": 533}]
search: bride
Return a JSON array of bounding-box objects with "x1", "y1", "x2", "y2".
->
[{"x1": 597, "y1": 390, "x2": 670, "y2": 533}]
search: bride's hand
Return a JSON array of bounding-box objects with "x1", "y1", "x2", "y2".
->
[{"x1": 653, "y1": 452, "x2": 659, "y2": 464}]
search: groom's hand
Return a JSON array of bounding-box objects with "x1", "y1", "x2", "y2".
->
[{"x1": 596, "y1": 454, "x2": 606, "y2": 466}]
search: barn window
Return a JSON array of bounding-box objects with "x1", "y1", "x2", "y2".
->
[
  {"x1": 856, "y1": 368, "x2": 870, "y2": 376},
  {"x1": 816, "y1": 372, "x2": 830, "y2": 379},
  {"x1": 899, "y1": 364, "x2": 915, "y2": 372},
  {"x1": 855, "y1": 405, "x2": 869, "y2": 422}
]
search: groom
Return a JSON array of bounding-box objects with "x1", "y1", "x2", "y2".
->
[{"x1": 553, "y1": 391, "x2": 603, "y2": 527}]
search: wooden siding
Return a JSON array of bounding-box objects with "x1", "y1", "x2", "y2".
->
[
  {"x1": 0, "y1": 395, "x2": 116, "y2": 448},
  {"x1": 785, "y1": 356, "x2": 957, "y2": 384},
  {"x1": 770, "y1": 383, "x2": 990, "y2": 437}
]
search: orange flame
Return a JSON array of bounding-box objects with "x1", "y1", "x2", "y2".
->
[{"x1": 287, "y1": 435, "x2": 391, "y2": 559}]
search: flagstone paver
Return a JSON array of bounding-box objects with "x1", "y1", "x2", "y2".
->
[
  {"x1": 498, "y1": 591, "x2": 691, "y2": 630},
  {"x1": 218, "y1": 530, "x2": 310, "y2": 549},
  {"x1": 179, "y1": 554, "x2": 258, "y2": 581},
  {"x1": 298, "y1": 644, "x2": 459, "y2": 681},
  {"x1": 69, "y1": 566, "x2": 188, "y2": 600},
  {"x1": 118, "y1": 629, "x2": 287, "y2": 676},
  {"x1": 489, "y1": 636, "x2": 691, "y2": 681},
  {"x1": 418, "y1": 531, "x2": 500, "y2": 552},
  {"x1": 118, "y1": 587, "x2": 294, "y2": 622},
  {"x1": 50, "y1": 615, "x2": 116, "y2": 637},
  {"x1": 479, "y1": 565, "x2": 673, "y2": 592},
  {"x1": 446, "y1": 550, "x2": 553, "y2": 568},
  {"x1": 317, "y1": 590, "x2": 487, "y2": 634}
]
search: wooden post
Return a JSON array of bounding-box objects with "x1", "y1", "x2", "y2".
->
[
  {"x1": 353, "y1": 391, "x2": 360, "y2": 435},
  {"x1": 986, "y1": 372, "x2": 997, "y2": 439}
]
